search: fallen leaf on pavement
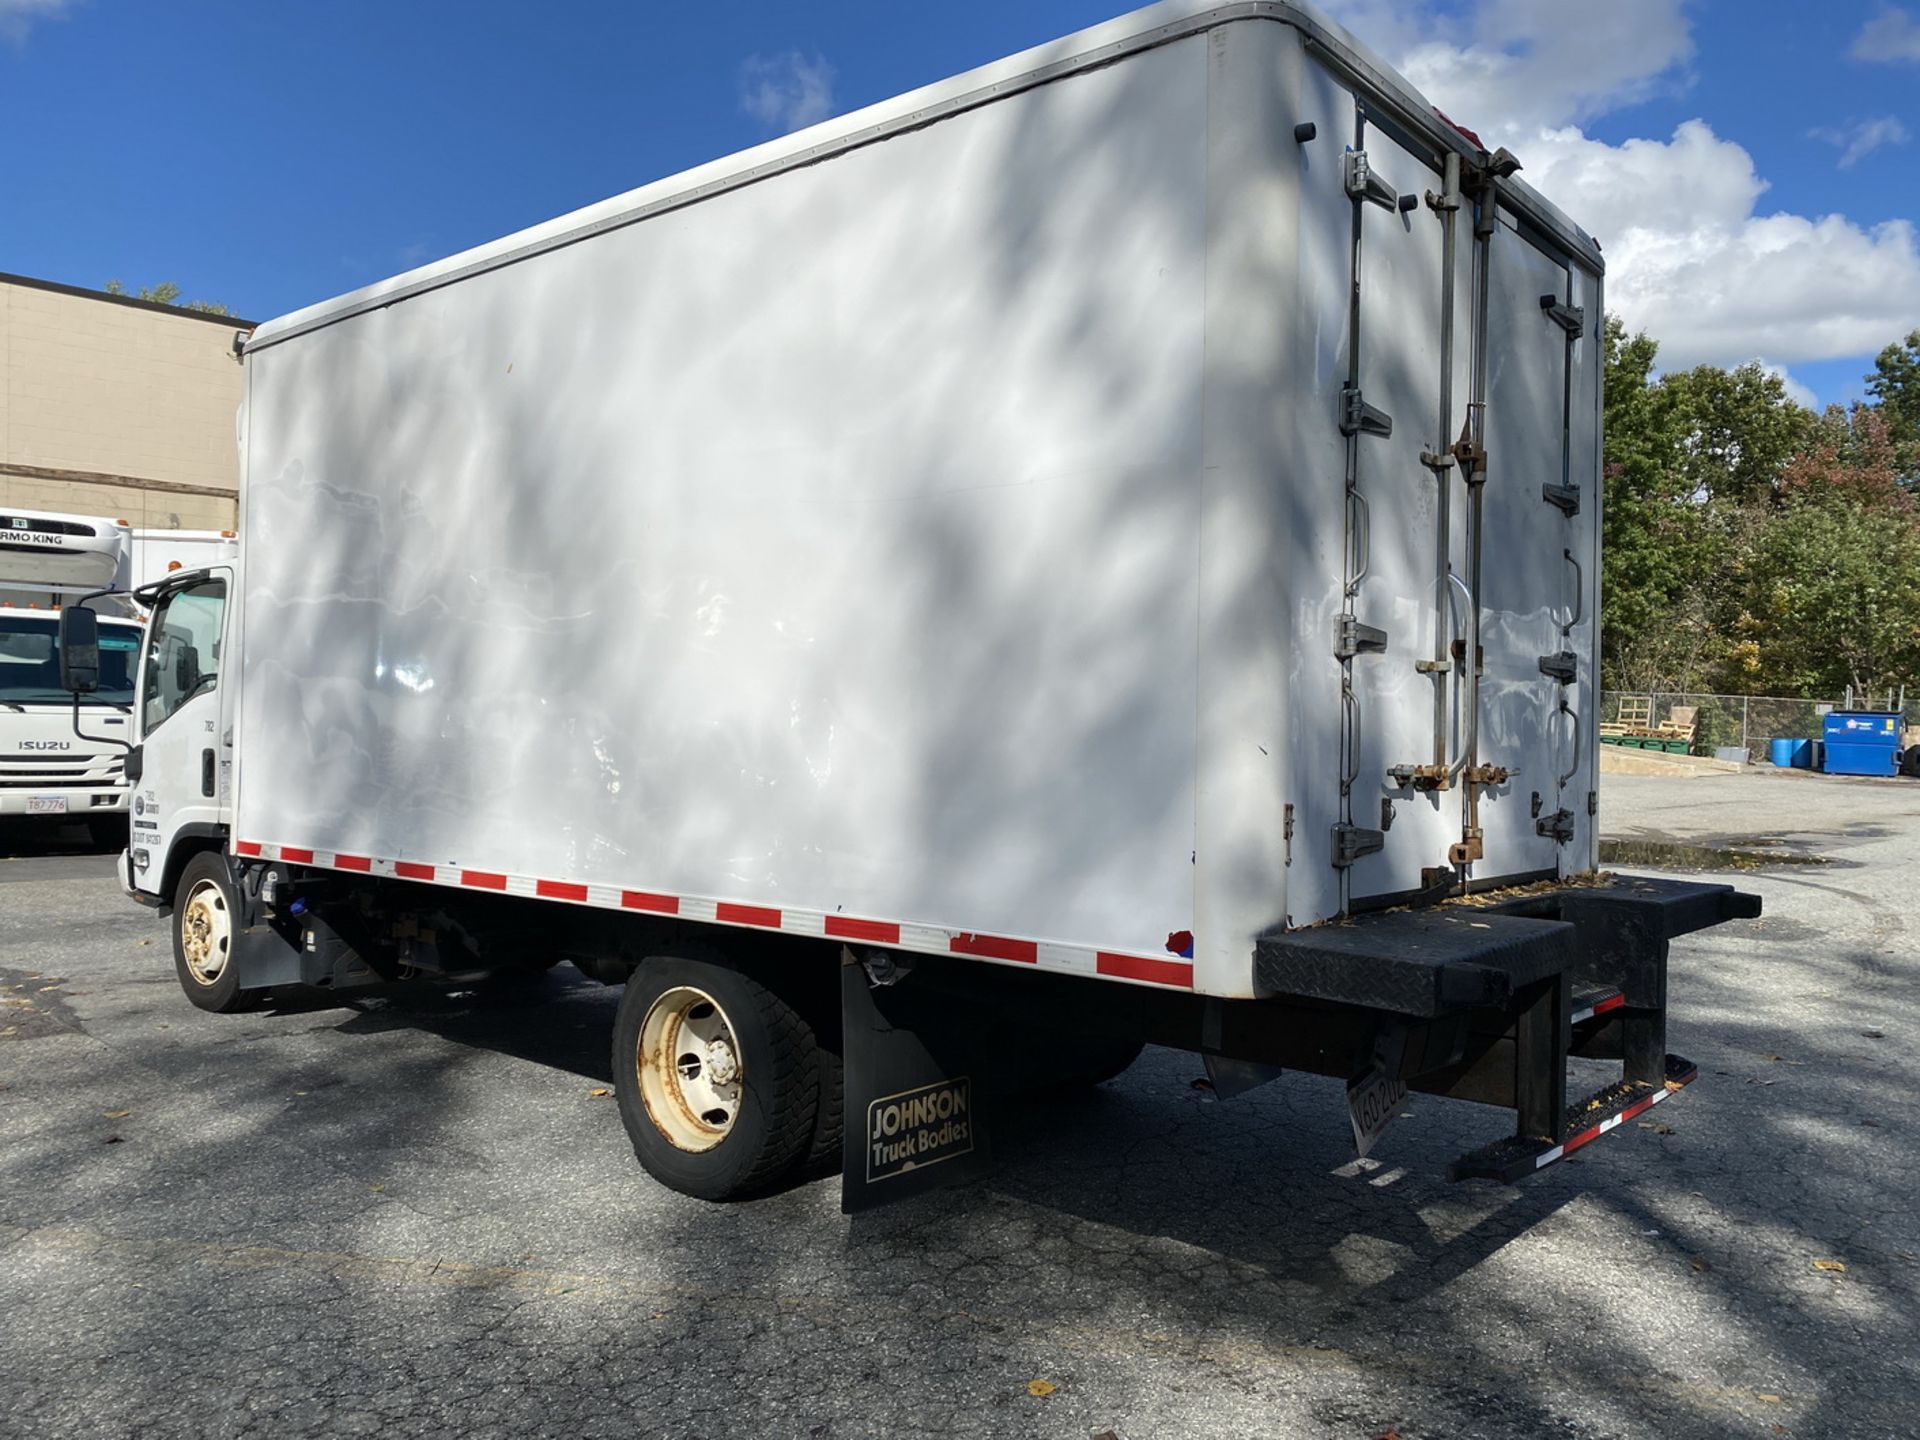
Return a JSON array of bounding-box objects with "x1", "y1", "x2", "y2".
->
[
  {"x1": 1812, "y1": 1259, "x2": 1846, "y2": 1273},
  {"x1": 1758, "y1": 1393, "x2": 1782, "y2": 1403},
  {"x1": 1189, "y1": 1077, "x2": 1214, "y2": 1091},
  {"x1": 1373, "y1": 1429, "x2": 1403, "y2": 1440},
  {"x1": 137, "y1": 939, "x2": 151, "y2": 947},
  {"x1": 1860, "y1": 1030, "x2": 1885, "y2": 1039},
  {"x1": 104, "y1": 1135, "x2": 123, "y2": 1145},
  {"x1": 102, "y1": 1110, "x2": 131, "y2": 1120},
  {"x1": 1027, "y1": 1380, "x2": 1056, "y2": 1398},
  {"x1": 587, "y1": 1087, "x2": 611, "y2": 1097},
  {"x1": 1689, "y1": 1256, "x2": 1710, "y2": 1273}
]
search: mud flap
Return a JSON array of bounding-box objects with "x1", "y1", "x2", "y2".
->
[{"x1": 839, "y1": 949, "x2": 994, "y2": 1214}]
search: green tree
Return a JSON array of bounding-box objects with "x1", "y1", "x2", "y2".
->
[
  {"x1": 1731, "y1": 485, "x2": 1920, "y2": 696},
  {"x1": 1599, "y1": 317, "x2": 1717, "y2": 689},
  {"x1": 1866, "y1": 329, "x2": 1920, "y2": 486},
  {"x1": 103, "y1": 278, "x2": 233, "y2": 317},
  {"x1": 1657, "y1": 361, "x2": 1813, "y2": 507}
]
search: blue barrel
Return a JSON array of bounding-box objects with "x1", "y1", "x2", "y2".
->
[{"x1": 1768, "y1": 737, "x2": 1796, "y2": 767}]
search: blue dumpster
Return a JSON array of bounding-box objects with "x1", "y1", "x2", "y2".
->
[{"x1": 1821, "y1": 711, "x2": 1902, "y2": 776}]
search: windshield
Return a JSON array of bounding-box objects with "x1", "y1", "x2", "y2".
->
[{"x1": 0, "y1": 614, "x2": 139, "y2": 708}]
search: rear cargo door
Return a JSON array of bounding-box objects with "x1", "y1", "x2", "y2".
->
[
  {"x1": 1334, "y1": 112, "x2": 1472, "y2": 907},
  {"x1": 1472, "y1": 209, "x2": 1600, "y2": 878}
]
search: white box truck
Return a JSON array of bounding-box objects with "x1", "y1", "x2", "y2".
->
[
  {"x1": 130, "y1": 528, "x2": 239, "y2": 594},
  {"x1": 2, "y1": 507, "x2": 139, "y2": 842},
  {"x1": 62, "y1": 0, "x2": 1756, "y2": 1205}
]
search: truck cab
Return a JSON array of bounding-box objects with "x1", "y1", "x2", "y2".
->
[
  {"x1": 2, "y1": 508, "x2": 142, "y2": 844},
  {"x1": 121, "y1": 565, "x2": 235, "y2": 901},
  {"x1": 0, "y1": 604, "x2": 140, "y2": 842}
]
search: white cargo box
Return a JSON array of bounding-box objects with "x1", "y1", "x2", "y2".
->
[{"x1": 235, "y1": 0, "x2": 1602, "y2": 1000}]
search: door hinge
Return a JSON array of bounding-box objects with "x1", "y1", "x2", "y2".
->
[
  {"x1": 1536, "y1": 809, "x2": 1576, "y2": 843},
  {"x1": 1340, "y1": 383, "x2": 1392, "y2": 438},
  {"x1": 1542, "y1": 482, "x2": 1581, "y2": 515},
  {"x1": 1343, "y1": 149, "x2": 1398, "y2": 211},
  {"x1": 1336, "y1": 615, "x2": 1388, "y2": 659},
  {"x1": 1587, "y1": 790, "x2": 1599, "y2": 817},
  {"x1": 1331, "y1": 823, "x2": 1385, "y2": 868},
  {"x1": 1537, "y1": 651, "x2": 1578, "y2": 684},
  {"x1": 1540, "y1": 294, "x2": 1586, "y2": 338}
]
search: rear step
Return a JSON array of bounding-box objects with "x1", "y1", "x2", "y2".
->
[
  {"x1": 1569, "y1": 983, "x2": 1624, "y2": 1028},
  {"x1": 1449, "y1": 1053, "x2": 1697, "y2": 1182}
]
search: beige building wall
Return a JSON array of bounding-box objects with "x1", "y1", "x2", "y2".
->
[{"x1": 0, "y1": 274, "x2": 253, "y2": 532}]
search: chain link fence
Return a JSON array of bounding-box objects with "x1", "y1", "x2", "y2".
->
[{"x1": 1599, "y1": 691, "x2": 1917, "y2": 761}]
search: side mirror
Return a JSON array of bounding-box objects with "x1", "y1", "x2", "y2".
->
[
  {"x1": 58, "y1": 607, "x2": 100, "y2": 694},
  {"x1": 174, "y1": 642, "x2": 202, "y2": 695}
]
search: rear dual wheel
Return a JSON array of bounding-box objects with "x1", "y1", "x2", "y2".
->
[{"x1": 613, "y1": 953, "x2": 838, "y2": 1201}]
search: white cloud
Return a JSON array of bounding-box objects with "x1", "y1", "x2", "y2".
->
[
  {"x1": 1756, "y1": 363, "x2": 1819, "y2": 410},
  {"x1": 1850, "y1": 5, "x2": 1920, "y2": 63},
  {"x1": 1810, "y1": 116, "x2": 1911, "y2": 169},
  {"x1": 1320, "y1": 0, "x2": 1920, "y2": 377},
  {"x1": 0, "y1": 0, "x2": 78, "y2": 44},
  {"x1": 738, "y1": 51, "x2": 836, "y2": 135}
]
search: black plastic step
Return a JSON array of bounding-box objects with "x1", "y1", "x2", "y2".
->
[{"x1": 1448, "y1": 1054, "x2": 1697, "y2": 1182}]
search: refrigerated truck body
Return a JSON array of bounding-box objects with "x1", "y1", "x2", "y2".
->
[{"x1": 78, "y1": 0, "x2": 1756, "y2": 1203}]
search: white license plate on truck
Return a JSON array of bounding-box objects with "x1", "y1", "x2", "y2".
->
[{"x1": 27, "y1": 796, "x2": 68, "y2": 816}]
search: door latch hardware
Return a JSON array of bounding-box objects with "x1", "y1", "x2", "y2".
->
[
  {"x1": 1343, "y1": 149, "x2": 1398, "y2": 211},
  {"x1": 1332, "y1": 823, "x2": 1385, "y2": 868},
  {"x1": 1539, "y1": 294, "x2": 1586, "y2": 338},
  {"x1": 1447, "y1": 833, "x2": 1484, "y2": 867},
  {"x1": 1340, "y1": 383, "x2": 1392, "y2": 438},
  {"x1": 1536, "y1": 809, "x2": 1576, "y2": 843},
  {"x1": 1420, "y1": 447, "x2": 1456, "y2": 471},
  {"x1": 1542, "y1": 482, "x2": 1581, "y2": 515},
  {"x1": 1537, "y1": 651, "x2": 1578, "y2": 684},
  {"x1": 1462, "y1": 764, "x2": 1511, "y2": 787},
  {"x1": 1388, "y1": 763, "x2": 1452, "y2": 792},
  {"x1": 1414, "y1": 658, "x2": 1450, "y2": 674},
  {"x1": 1335, "y1": 616, "x2": 1389, "y2": 659}
]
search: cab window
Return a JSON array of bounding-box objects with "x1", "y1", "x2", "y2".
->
[{"x1": 143, "y1": 579, "x2": 227, "y2": 734}]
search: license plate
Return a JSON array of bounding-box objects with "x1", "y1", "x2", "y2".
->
[
  {"x1": 1347, "y1": 1023, "x2": 1411, "y2": 1159},
  {"x1": 26, "y1": 796, "x2": 69, "y2": 816},
  {"x1": 1347, "y1": 1065, "x2": 1408, "y2": 1159}
]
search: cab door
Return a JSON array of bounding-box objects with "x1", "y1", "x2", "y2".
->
[{"x1": 129, "y1": 570, "x2": 234, "y2": 898}]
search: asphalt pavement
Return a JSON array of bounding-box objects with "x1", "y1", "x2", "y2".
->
[{"x1": 2, "y1": 773, "x2": 1917, "y2": 1439}]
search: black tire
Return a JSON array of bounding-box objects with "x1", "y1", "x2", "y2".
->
[
  {"x1": 171, "y1": 851, "x2": 260, "y2": 1014},
  {"x1": 613, "y1": 953, "x2": 826, "y2": 1201},
  {"x1": 1900, "y1": 745, "x2": 1920, "y2": 779},
  {"x1": 805, "y1": 1039, "x2": 845, "y2": 1176}
]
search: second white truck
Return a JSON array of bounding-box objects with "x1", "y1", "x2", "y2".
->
[{"x1": 2, "y1": 507, "x2": 138, "y2": 842}]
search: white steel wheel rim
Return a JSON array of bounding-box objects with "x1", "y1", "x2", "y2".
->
[
  {"x1": 637, "y1": 986, "x2": 744, "y2": 1152},
  {"x1": 181, "y1": 879, "x2": 232, "y2": 986}
]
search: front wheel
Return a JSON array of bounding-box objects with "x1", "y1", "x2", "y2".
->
[
  {"x1": 613, "y1": 953, "x2": 826, "y2": 1201},
  {"x1": 171, "y1": 852, "x2": 259, "y2": 1014}
]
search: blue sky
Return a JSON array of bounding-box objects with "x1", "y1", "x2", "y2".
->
[{"x1": 2, "y1": 0, "x2": 1917, "y2": 407}]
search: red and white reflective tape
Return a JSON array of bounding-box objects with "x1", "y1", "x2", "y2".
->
[
  {"x1": 1570, "y1": 992, "x2": 1626, "y2": 1027},
  {"x1": 231, "y1": 841, "x2": 1196, "y2": 991},
  {"x1": 1533, "y1": 1081, "x2": 1681, "y2": 1170}
]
